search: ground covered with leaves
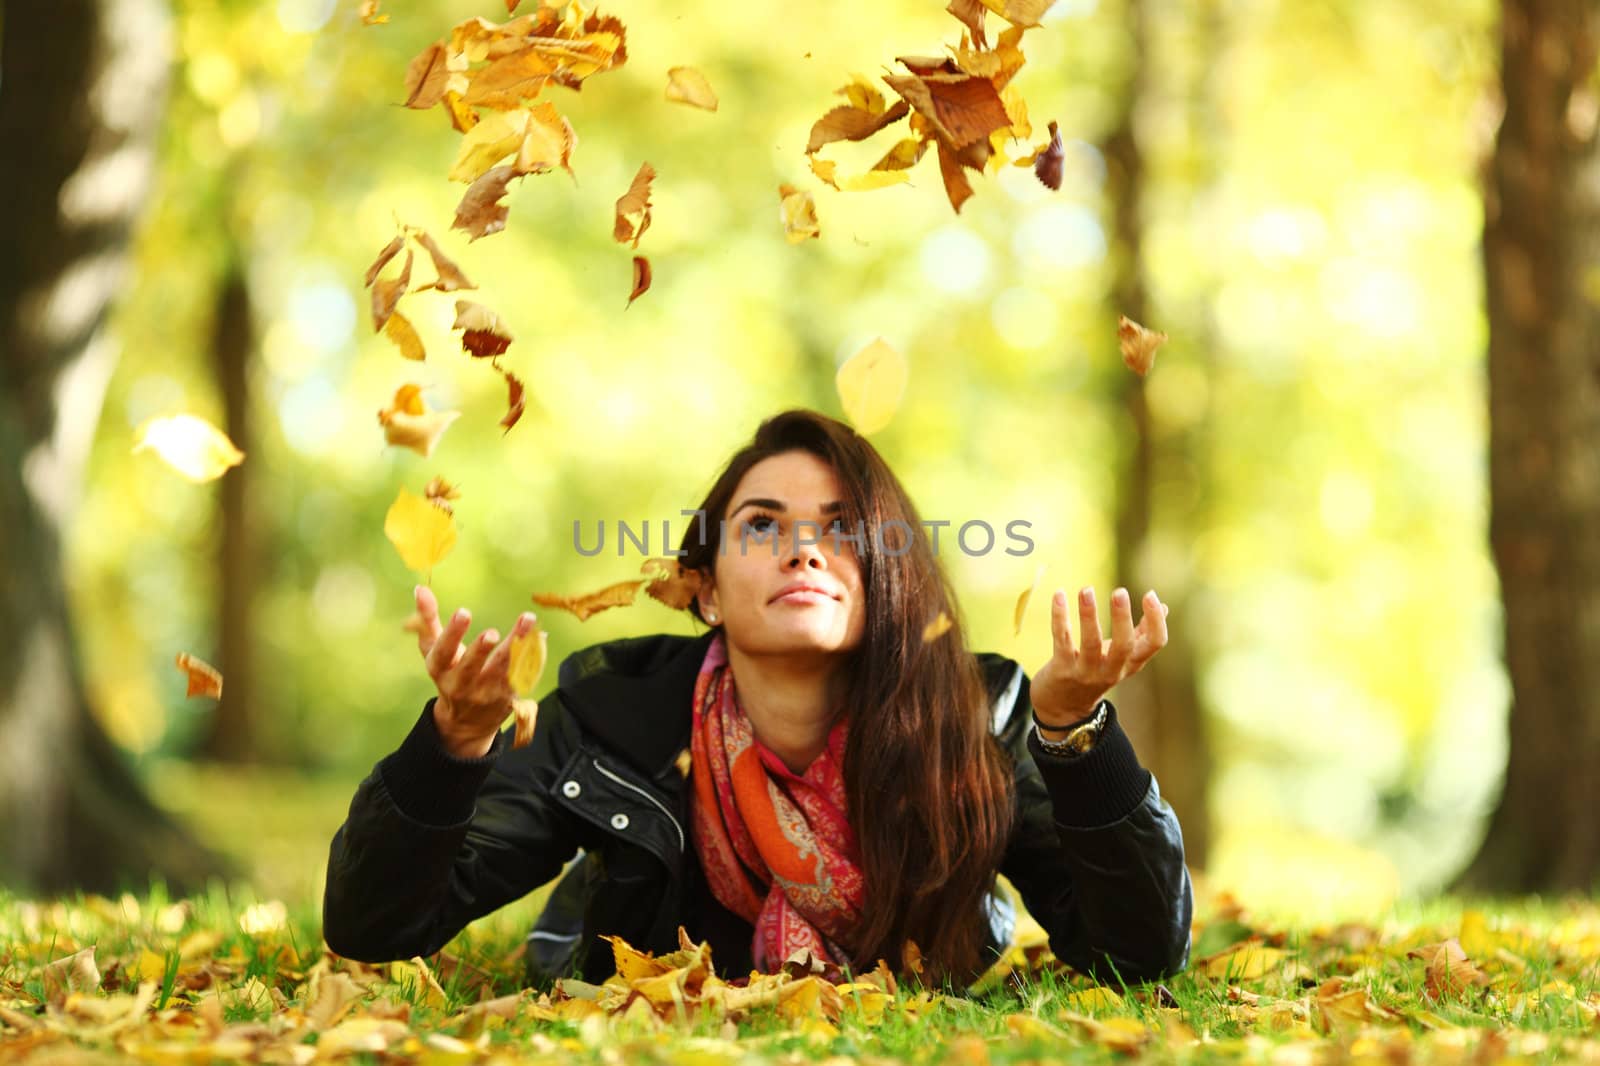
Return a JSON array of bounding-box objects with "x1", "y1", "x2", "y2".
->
[{"x1": 2, "y1": 886, "x2": 1598, "y2": 1065}]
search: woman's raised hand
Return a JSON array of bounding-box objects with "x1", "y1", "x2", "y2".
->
[
  {"x1": 414, "y1": 585, "x2": 536, "y2": 759},
  {"x1": 1029, "y1": 586, "x2": 1169, "y2": 731}
]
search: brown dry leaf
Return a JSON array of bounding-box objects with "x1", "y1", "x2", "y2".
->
[
  {"x1": 531, "y1": 579, "x2": 649, "y2": 622},
  {"x1": 641, "y1": 557, "x2": 702, "y2": 609},
  {"x1": 872, "y1": 136, "x2": 930, "y2": 172},
  {"x1": 403, "y1": 41, "x2": 450, "y2": 109},
  {"x1": 423, "y1": 475, "x2": 461, "y2": 513},
  {"x1": 665, "y1": 66, "x2": 718, "y2": 111},
  {"x1": 305, "y1": 971, "x2": 368, "y2": 1031},
  {"x1": 377, "y1": 385, "x2": 460, "y2": 458},
  {"x1": 1033, "y1": 119, "x2": 1064, "y2": 190},
  {"x1": 806, "y1": 94, "x2": 911, "y2": 154},
  {"x1": 463, "y1": 51, "x2": 553, "y2": 110},
  {"x1": 132, "y1": 413, "x2": 245, "y2": 482},
  {"x1": 1117, "y1": 314, "x2": 1167, "y2": 376},
  {"x1": 512, "y1": 698, "x2": 538, "y2": 749},
  {"x1": 1407, "y1": 938, "x2": 1489, "y2": 1001},
  {"x1": 1012, "y1": 564, "x2": 1044, "y2": 637},
  {"x1": 370, "y1": 248, "x2": 413, "y2": 332},
  {"x1": 976, "y1": 0, "x2": 1057, "y2": 27},
  {"x1": 364, "y1": 234, "x2": 407, "y2": 287},
  {"x1": 1313, "y1": 977, "x2": 1403, "y2": 1034},
  {"x1": 779, "y1": 184, "x2": 820, "y2": 243},
  {"x1": 410, "y1": 229, "x2": 476, "y2": 292},
  {"x1": 613, "y1": 162, "x2": 655, "y2": 248},
  {"x1": 454, "y1": 164, "x2": 521, "y2": 241},
  {"x1": 453, "y1": 299, "x2": 514, "y2": 358},
  {"x1": 923, "y1": 611, "x2": 955, "y2": 642},
  {"x1": 42, "y1": 948, "x2": 101, "y2": 1007},
  {"x1": 883, "y1": 71, "x2": 1010, "y2": 150},
  {"x1": 936, "y1": 141, "x2": 975, "y2": 213},
  {"x1": 500, "y1": 367, "x2": 527, "y2": 433},
  {"x1": 359, "y1": 0, "x2": 388, "y2": 25},
  {"x1": 902, "y1": 940, "x2": 925, "y2": 980},
  {"x1": 382, "y1": 310, "x2": 426, "y2": 361},
  {"x1": 628, "y1": 255, "x2": 652, "y2": 306},
  {"x1": 386, "y1": 488, "x2": 458, "y2": 573},
  {"x1": 175, "y1": 653, "x2": 223, "y2": 699},
  {"x1": 948, "y1": 0, "x2": 989, "y2": 48}
]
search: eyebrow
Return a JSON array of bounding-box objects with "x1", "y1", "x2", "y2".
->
[{"x1": 728, "y1": 497, "x2": 844, "y2": 519}]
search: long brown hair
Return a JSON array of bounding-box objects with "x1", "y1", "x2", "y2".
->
[{"x1": 676, "y1": 408, "x2": 1015, "y2": 986}]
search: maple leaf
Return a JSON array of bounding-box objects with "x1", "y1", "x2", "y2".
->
[
  {"x1": 369, "y1": 248, "x2": 412, "y2": 332},
  {"x1": 385, "y1": 487, "x2": 458, "y2": 573},
  {"x1": 628, "y1": 255, "x2": 652, "y2": 307},
  {"x1": 778, "y1": 184, "x2": 820, "y2": 243},
  {"x1": 835, "y1": 337, "x2": 907, "y2": 434},
  {"x1": 531, "y1": 579, "x2": 649, "y2": 621},
  {"x1": 377, "y1": 384, "x2": 461, "y2": 458},
  {"x1": 175, "y1": 652, "x2": 223, "y2": 699},
  {"x1": 613, "y1": 162, "x2": 655, "y2": 248},
  {"x1": 453, "y1": 300, "x2": 513, "y2": 358},
  {"x1": 500, "y1": 367, "x2": 527, "y2": 433},
  {"x1": 1118, "y1": 314, "x2": 1167, "y2": 376},
  {"x1": 454, "y1": 165, "x2": 521, "y2": 241},
  {"x1": 132, "y1": 413, "x2": 244, "y2": 482},
  {"x1": 664, "y1": 66, "x2": 719, "y2": 111}
]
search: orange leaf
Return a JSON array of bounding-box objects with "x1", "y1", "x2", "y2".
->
[
  {"x1": 409, "y1": 229, "x2": 476, "y2": 292},
  {"x1": 922, "y1": 611, "x2": 955, "y2": 642},
  {"x1": 175, "y1": 653, "x2": 223, "y2": 699},
  {"x1": 641, "y1": 557, "x2": 702, "y2": 609},
  {"x1": 500, "y1": 367, "x2": 526, "y2": 434},
  {"x1": 628, "y1": 255, "x2": 652, "y2": 306},
  {"x1": 884, "y1": 71, "x2": 1011, "y2": 151},
  {"x1": 1117, "y1": 314, "x2": 1167, "y2": 376},
  {"x1": 531, "y1": 579, "x2": 648, "y2": 622},
  {"x1": 947, "y1": 0, "x2": 988, "y2": 48},
  {"x1": 452, "y1": 300, "x2": 513, "y2": 358},
  {"x1": 359, "y1": 0, "x2": 388, "y2": 25},
  {"x1": 613, "y1": 162, "x2": 655, "y2": 248},
  {"x1": 364, "y1": 235, "x2": 406, "y2": 287},
  {"x1": 454, "y1": 165, "x2": 521, "y2": 241},
  {"x1": 403, "y1": 41, "x2": 449, "y2": 109},
  {"x1": 370, "y1": 248, "x2": 412, "y2": 332},
  {"x1": 377, "y1": 385, "x2": 460, "y2": 458},
  {"x1": 936, "y1": 141, "x2": 974, "y2": 214},
  {"x1": 514, "y1": 101, "x2": 577, "y2": 176},
  {"x1": 462, "y1": 50, "x2": 554, "y2": 110},
  {"x1": 806, "y1": 98, "x2": 911, "y2": 154}
]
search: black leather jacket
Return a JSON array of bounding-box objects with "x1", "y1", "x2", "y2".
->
[{"x1": 322, "y1": 631, "x2": 1193, "y2": 989}]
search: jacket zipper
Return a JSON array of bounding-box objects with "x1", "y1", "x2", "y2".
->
[{"x1": 592, "y1": 758, "x2": 686, "y2": 854}]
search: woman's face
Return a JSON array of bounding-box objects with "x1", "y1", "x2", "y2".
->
[{"x1": 697, "y1": 450, "x2": 867, "y2": 658}]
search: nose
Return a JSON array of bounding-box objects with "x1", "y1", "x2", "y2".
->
[{"x1": 783, "y1": 531, "x2": 830, "y2": 571}]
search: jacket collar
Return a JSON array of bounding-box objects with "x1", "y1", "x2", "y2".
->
[{"x1": 555, "y1": 630, "x2": 1025, "y2": 779}]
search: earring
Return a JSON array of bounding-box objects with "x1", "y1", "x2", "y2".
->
[{"x1": 705, "y1": 610, "x2": 718, "y2": 623}]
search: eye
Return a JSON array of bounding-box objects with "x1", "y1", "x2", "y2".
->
[
  {"x1": 827, "y1": 516, "x2": 847, "y2": 533},
  {"x1": 743, "y1": 512, "x2": 778, "y2": 534}
]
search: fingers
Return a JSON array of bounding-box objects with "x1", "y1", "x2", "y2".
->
[
  {"x1": 1050, "y1": 590, "x2": 1075, "y2": 659},
  {"x1": 415, "y1": 585, "x2": 444, "y2": 657},
  {"x1": 1077, "y1": 588, "x2": 1103, "y2": 665},
  {"x1": 449, "y1": 626, "x2": 500, "y2": 691},
  {"x1": 1126, "y1": 589, "x2": 1171, "y2": 675},
  {"x1": 426, "y1": 605, "x2": 472, "y2": 679},
  {"x1": 481, "y1": 612, "x2": 536, "y2": 687},
  {"x1": 1109, "y1": 587, "x2": 1134, "y2": 653}
]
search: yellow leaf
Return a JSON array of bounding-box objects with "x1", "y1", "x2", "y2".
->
[
  {"x1": 385, "y1": 487, "x2": 459, "y2": 573},
  {"x1": 834, "y1": 336, "x2": 907, "y2": 435},
  {"x1": 508, "y1": 623, "x2": 548, "y2": 695},
  {"x1": 377, "y1": 386, "x2": 460, "y2": 458},
  {"x1": 1199, "y1": 942, "x2": 1289, "y2": 979},
  {"x1": 665, "y1": 66, "x2": 718, "y2": 111},
  {"x1": 515, "y1": 101, "x2": 577, "y2": 175},
  {"x1": 1117, "y1": 314, "x2": 1167, "y2": 376},
  {"x1": 448, "y1": 109, "x2": 529, "y2": 183},
  {"x1": 383, "y1": 310, "x2": 427, "y2": 361},
  {"x1": 1012, "y1": 564, "x2": 1045, "y2": 637},
  {"x1": 1063, "y1": 985, "x2": 1124, "y2": 1011},
  {"x1": 531, "y1": 579, "x2": 648, "y2": 621},
  {"x1": 922, "y1": 611, "x2": 954, "y2": 642},
  {"x1": 778, "y1": 183, "x2": 820, "y2": 243},
  {"x1": 132, "y1": 414, "x2": 244, "y2": 482}
]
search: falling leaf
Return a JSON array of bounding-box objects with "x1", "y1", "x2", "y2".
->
[
  {"x1": 872, "y1": 136, "x2": 930, "y2": 172},
  {"x1": 508, "y1": 623, "x2": 548, "y2": 695},
  {"x1": 834, "y1": 337, "x2": 907, "y2": 434},
  {"x1": 175, "y1": 653, "x2": 223, "y2": 699},
  {"x1": 512, "y1": 698, "x2": 538, "y2": 749},
  {"x1": 902, "y1": 940, "x2": 925, "y2": 980},
  {"x1": 665, "y1": 66, "x2": 718, "y2": 110},
  {"x1": 382, "y1": 311, "x2": 426, "y2": 361},
  {"x1": 922, "y1": 611, "x2": 955, "y2": 642},
  {"x1": 462, "y1": 51, "x2": 554, "y2": 110},
  {"x1": 377, "y1": 385, "x2": 461, "y2": 458},
  {"x1": 500, "y1": 368, "x2": 527, "y2": 433},
  {"x1": 409, "y1": 229, "x2": 476, "y2": 292},
  {"x1": 1012, "y1": 564, "x2": 1044, "y2": 637},
  {"x1": 132, "y1": 413, "x2": 245, "y2": 482},
  {"x1": 936, "y1": 141, "x2": 975, "y2": 213},
  {"x1": 674, "y1": 747, "x2": 692, "y2": 778},
  {"x1": 531, "y1": 579, "x2": 648, "y2": 621},
  {"x1": 515, "y1": 101, "x2": 578, "y2": 175},
  {"x1": 370, "y1": 248, "x2": 413, "y2": 332},
  {"x1": 613, "y1": 162, "x2": 655, "y2": 248},
  {"x1": 364, "y1": 235, "x2": 407, "y2": 287},
  {"x1": 806, "y1": 78, "x2": 912, "y2": 154},
  {"x1": 779, "y1": 184, "x2": 820, "y2": 243},
  {"x1": 947, "y1": 0, "x2": 989, "y2": 48},
  {"x1": 403, "y1": 41, "x2": 450, "y2": 109},
  {"x1": 883, "y1": 71, "x2": 1011, "y2": 151},
  {"x1": 454, "y1": 165, "x2": 521, "y2": 241},
  {"x1": 453, "y1": 299, "x2": 513, "y2": 358},
  {"x1": 1118, "y1": 314, "x2": 1167, "y2": 376},
  {"x1": 423, "y1": 475, "x2": 461, "y2": 513},
  {"x1": 628, "y1": 255, "x2": 652, "y2": 306},
  {"x1": 975, "y1": 0, "x2": 1057, "y2": 27},
  {"x1": 448, "y1": 110, "x2": 531, "y2": 184},
  {"x1": 359, "y1": 0, "x2": 388, "y2": 24},
  {"x1": 641, "y1": 557, "x2": 703, "y2": 609},
  {"x1": 385, "y1": 487, "x2": 459, "y2": 573},
  {"x1": 1033, "y1": 119, "x2": 1064, "y2": 190}
]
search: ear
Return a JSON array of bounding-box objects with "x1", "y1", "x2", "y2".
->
[{"x1": 694, "y1": 570, "x2": 719, "y2": 619}]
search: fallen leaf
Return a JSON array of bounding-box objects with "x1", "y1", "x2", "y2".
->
[
  {"x1": 613, "y1": 162, "x2": 655, "y2": 248},
  {"x1": 132, "y1": 413, "x2": 245, "y2": 482},
  {"x1": 385, "y1": 487, "x2": 459, "y2": 573},
  {"x1": 377, "y1": 385, "x2": 461, "y2": 458},
  {"x1": 665, "y1": 66, "x2": 718, "y2": 110},
  {"x1": 1117, "y1": 314, "x2": 1167, "y2": 376},
  {"x1": 922, "y1": 611, "x2": 954, "y2": 642},
  {"x1": 42, "y1": 948, "x2": 101, "y2": 1007},
  {"x1": 175, "y1": 653, "x2": 223, "y2": 699},
  {"x1": 531, "y1": 579, "x2": 648, "y2": 621},
  {"x1": 359, "y1": 0, "x2": 388, "y2": 24},
  {"x1": 628, "y1": 255, "x2": 652, "y2": 306},
  {"x1": 1407, "y1": 938, "x2": 1489, "y2": 1002},
  {"x1": 453, "y1": 299, "x2": 514, "y2": 358},
  {"x1": 1012, "y1": 564, "x2": 1045, "y2": 637},
  {"x1": 500, "y1": 367, "x2": 527, "y2": 433},
  {"x1": 1199, "y1": 941, "x2": 1290, "y2": 980},
  {"x1": 835, "y1": 336, "x2": 907, "y2": 434},
  {"x1": 370, "y1": 247, "x2": 413, "y2": 332},
  {"x1": 902, "y1": 940, "x2": 925, "y2": 980},
  {"x1": 779, "y1": 183, "x2": 820, "y2": 243},
  {"x1": 454, "y1": 165, "x2": 521, "y2": 241},
  {"x1": 382, "y1": 310, "x2": 426, "y2": 361}
]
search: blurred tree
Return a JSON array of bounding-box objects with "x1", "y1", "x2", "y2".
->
[
  {"x1": 1102, "y1": 0, "x2": 1212, "y2": 865},
  {"x1": 1460, "y1": 0, "x2": 1599, "y2": 891},
  {"x1": 0, "y1": 0, "x2": 231, "y2": 892}
]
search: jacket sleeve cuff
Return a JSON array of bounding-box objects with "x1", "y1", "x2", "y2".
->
[
  {"x1": 378, "y1": 697, "x2": 509, "y2": 827},
  {"x1": 1027, "y1": 700, "x2": 1153, "y2": 830}
]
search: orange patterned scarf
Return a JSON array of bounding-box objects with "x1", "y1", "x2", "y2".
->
[{"x1": 689, "y1": 633, "x2": 865, "y2": 971}]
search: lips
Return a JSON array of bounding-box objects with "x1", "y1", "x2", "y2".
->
[{"x1": 769, "y1": 582, "x2": 839, "y2": 604}]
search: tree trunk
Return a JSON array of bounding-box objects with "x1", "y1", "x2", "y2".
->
[
  {"x1": 0, "y1": 0, "x2": 233, "y2": 894},
  {"x1": 1101, "y1": 0, "x2": 1213, "y2": 866},
  {"x1": 1459, "y1": 0, "x2": 1600, "y2": 892},
  {"x1": 197, "y1": 250, "x2": 262, "y2": 762}
]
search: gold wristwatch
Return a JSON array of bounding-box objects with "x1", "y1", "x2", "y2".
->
[{"x1": 1032, "y1": 700, "x2": 1109, "y2": 757}]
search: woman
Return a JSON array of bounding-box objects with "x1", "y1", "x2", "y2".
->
[{"x1": 323, "y1": 409, "x2": 1192, "y2": 990}]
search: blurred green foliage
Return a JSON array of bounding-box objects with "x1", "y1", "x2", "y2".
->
[{"x1": 67, "y1": 0, "x2": 1497, "y2": 916}]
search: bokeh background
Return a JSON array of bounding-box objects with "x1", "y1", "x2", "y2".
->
[{"x1": 13, "y1": 0, "x2": 1563, "y2": 926}]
